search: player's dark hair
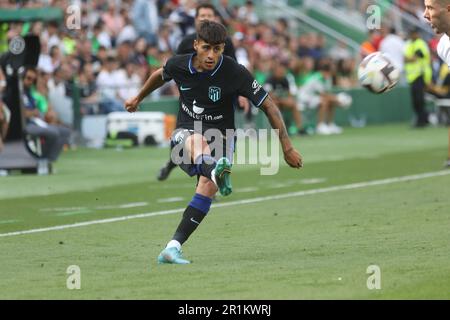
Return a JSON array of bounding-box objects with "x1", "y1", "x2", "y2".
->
[
  {"x1": 197, "y1": 20, "x2": 227, "y2": 45},
  {"x1": 195, "y1": 3, "x2": 216, "y2": 17}
]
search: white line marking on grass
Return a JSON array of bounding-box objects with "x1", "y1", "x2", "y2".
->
[
  {"x1": 40, "y1": 207, "x2": 87, "y2": 212},
  {"x1": 96, "y1": 202, "x2": 148, "y2": 210},
  {"x1": 0, "y1": 220, "x2": 21, "y2": 224},
  {"x1": 300, "y1": 178, "x2": 327, "y2": 185},
  {"x1": 234, "y1": 187, "x2": 259, "y2": 193},
  {"x1": 56, "y1": 209, "x2": 92, "y2": 217},
  {"x1": 1, "y1": 170, "x2": 449, "y2": 238},
  {"x1": 157, "y1": 197, "x2": 185, "y2": 203}
]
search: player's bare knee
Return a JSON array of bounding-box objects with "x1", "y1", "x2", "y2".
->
[
  {"x1": 187, "y1": 134, "x2": 209, "y2": 152},
  {"x1": 197, "y1": 176, "x2": 218, "y2": 197}
]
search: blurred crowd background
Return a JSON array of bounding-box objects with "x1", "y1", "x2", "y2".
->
[{"x1": 0, "y1": 0, "x2": 446, "y2": 135}]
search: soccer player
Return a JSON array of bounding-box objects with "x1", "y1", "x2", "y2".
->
[
  {"x1": 125, "y1": 21, "x2": 302, "y2": 264},
  {"x1": 156, "y1": 3, "x2": 250, "y2": 181},
  {"x1": 423, "y1": 0, "x2": 450, "y2": 167}
]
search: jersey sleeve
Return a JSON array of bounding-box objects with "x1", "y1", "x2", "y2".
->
[
  {"x1": 162, "y1": 56, "x2": 175, "y2": 82},
  {"x1": 236, "y1": 64, "x2": 268, "y2": 108}
]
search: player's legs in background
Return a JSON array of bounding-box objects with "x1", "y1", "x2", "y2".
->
[
  {"x1": 316, "y1": 95, "x2": 331, "y2": 135},
  {"x1": 156, "y1": 156, "x2": 177, "y2": 181},
  {"x1": 325, "y1": 94, "x2": 343, "y2": 134},
  {"x1": 317, "y1": 95, "x2": 344, "y2": 135},
  {"x1": 278, "y1": 97, "x2": 305, "y2": 135}
]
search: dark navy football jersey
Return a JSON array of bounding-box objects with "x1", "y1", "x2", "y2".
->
[{"x1": 162, "y1": 54, "x2": 268, "y2": 133}]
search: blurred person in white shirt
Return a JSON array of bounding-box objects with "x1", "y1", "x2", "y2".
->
[
  {"x1": 116, "y1": 60, "x2": 142, "y2": 102},
  {"x1": 96, "y1": 56, "x2": 124, "y2": 113},
  {"x1": 379, "y1": 27, "x2": 406, "y2": 73}
]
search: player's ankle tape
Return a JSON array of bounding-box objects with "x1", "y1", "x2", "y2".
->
[{"x1": 189, "y1": 193, "x2": 212, "y2": 214}]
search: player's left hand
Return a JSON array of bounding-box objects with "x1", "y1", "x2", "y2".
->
[
  {"x1": 283, "y1": 147, "x2": 303, "y2": 169},
  {"x1": 125, "y1": 96, "x2": 140, "y2": 113}
]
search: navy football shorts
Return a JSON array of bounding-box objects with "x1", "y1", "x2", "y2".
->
[{"x1": 170, "y1": 128, "x2": 235, "y2": 177}]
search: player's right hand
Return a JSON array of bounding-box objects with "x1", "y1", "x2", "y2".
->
[
  {"x1": 283, "y1": 148, "x2": 303, "y2": 169},
  {"x1": 124, "y1": 96, "x2": 140, "y2": 113}
]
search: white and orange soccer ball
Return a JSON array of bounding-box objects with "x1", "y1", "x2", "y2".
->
[{"x1": 358, "y1": 52, "x2": 400, "y2": 94}]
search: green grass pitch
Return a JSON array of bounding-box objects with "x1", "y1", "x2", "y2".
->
[{"x1": 0, "y1": 124, "x2": 449, "y2": 299}]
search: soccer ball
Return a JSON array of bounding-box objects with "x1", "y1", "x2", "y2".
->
[{"x1": 358, "y1": 52, "x2": 400, "y2": 94}]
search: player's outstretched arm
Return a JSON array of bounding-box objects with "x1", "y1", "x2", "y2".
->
[
  {"x1": 125, "y1": 68, "x2": 166, "y2": 113},
  {"x1": 260, "y1": 95, "x2": 303, "y2": 169}
]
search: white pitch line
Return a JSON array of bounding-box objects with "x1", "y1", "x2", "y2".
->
[{"x1": 1, "y1": 170, "x2": 449, "y2": 238}]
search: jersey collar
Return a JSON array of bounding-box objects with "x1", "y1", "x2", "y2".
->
[{"x1": 188, "y1": 53, "x2": 224, "y2": 76}]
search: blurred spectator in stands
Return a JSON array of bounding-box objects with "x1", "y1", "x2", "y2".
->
[
  {"x1": 253, "y1": 24, "x2": 279, "y2": 60},
  {"x1": 37, "y1": 40, "x2": 54, "y2": 74},
  {"x1": 336, "y1": 58, "x2": 358, "y2": 88},
  {"x1": 380, "y1": 27, "x2": 406, "y2": 72},
  {"x1": 146, "y1": 45, "x2": 162, "y2": 73},
  {"x1": 22, "y1": 67, "x2": 70, "y2": 167},
  {"x1": 77, "y1": 39, "x2": 100, "y2": 71},
  {"x1": 116, "y1": 60, "x2": 142, "y2": 103},
  {"x1": 116, "y1": 40, "x2": 133, "y2": 66},
  {"x1": 275, "y1": 34, "x2": 292, "y2": 65},
  {"x1": 295, "y1": 56, "x2": 315, "y2": 87},
  {"x1": 297, "y1": 34, "x2": 311, "y2": 58},
  {"x1": 131, "y1": 0, "x2": 159, "y2": 46},
  {"x1": 360, "y1": 29, "x2": 382, "y2": 58},
  {"x1": 133, "y1": 37, "x2": 149, "y2": 67},
  {"x1": 238, "y1": 0, "x2": 259, "y2": 25},
  {"x1": 328, "y1": 39, "x2": 353, "y2": 62},
  {"x1": 45, "y1": 21, "x2": 61, "y2": 53},
  {"x1": 254, "y1": 56, "x2": 273, "y2": 86},
  {"x1": 116, "y1": 9, "x2": 138, "y2": 46},
  {"x1": 91, "y1": 22, "x2": 112, "y2": 50},
  {"x1": 232, "y1": 31, "x2": 251, "y2": 69},
  {"x1": 298, "y1": 60, "x2": 351, "y2": 135},
  {"x1": 157, "y1": 22, "x2": 178, "y2": 53},
  {"x1": 48, "y1": 64, "x2": 74, "y2": 127},
  {"x1": 49, "y1": 45, "x2": 63, "y2": 73},
  {"x1": 79, "y1": 62, "x2": 99, "y2": 115},
  {"x1": 404, "y1": 27, "x2": 432, "y2": 127},
  {"x1": 312, "y1": 33, "x2": 326, "y2": 61},
  {"x1": 216, "y1": 0, "x2": 236, "y2": 27},
  {"x1": 61, "y1": 29, "x2": 77, "y2": 56},
  {"x1": 101, "y1": 1, "x2": 125, "y2": 47},
  {"x1": 96, "y1": 56, "x2": 124, "y2": 114},
  {"x1": 296, "y1": 33, "x2": 324, "y2": 61},
  {"x1": 264, "y1": 61, "x2": 305, "y2": 135},
  {"x1": 35, "y1": 70, "x2": 53, "y2": 122},
  {"x1": 96, "y1": 46, "x2": 108, "y2": 70},
  {"x1": 167, "y1": 0, "x2": 196, "y2": 37},
  {"x1": 274, "y1": 18, "x2": 289, "y2": 41}
]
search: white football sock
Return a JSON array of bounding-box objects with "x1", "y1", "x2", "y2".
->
[{"x1": 166, "y1": 240, "x2": 181, "y2": 251}]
